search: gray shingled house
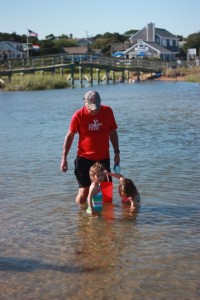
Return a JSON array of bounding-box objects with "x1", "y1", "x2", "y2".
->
[{"x1": 113, "y1": 23, "x2": 179, "y2": 61}]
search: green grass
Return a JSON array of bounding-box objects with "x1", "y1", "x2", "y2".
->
[
  {"x1": 164, "y1": 66, "x2": 200, "y2": 83},
  {"x1": 1, "y1": 65, "x2": 200, "y2": 91},
  {"x1": 4, "y1": 73, "x2": 70, "y2": 91}
]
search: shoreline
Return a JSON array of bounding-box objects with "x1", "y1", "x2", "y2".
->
[
  {"x1": 1, "y1": 69, "x2": 199, "y2": 91},
  {"x1": 138, "y1": 73, "x2": 187, "y2": 82},
  {"x1": 154, "y1": 75, "x2": 186, "y2": 82}
]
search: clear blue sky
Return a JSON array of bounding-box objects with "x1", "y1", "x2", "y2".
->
[{"x1": 0, "y1": 0, "x2": 199, "y2": 39}]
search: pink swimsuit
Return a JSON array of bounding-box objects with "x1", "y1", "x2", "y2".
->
[{"x1": 122, "y1": 194, "x2": 141, "y2": 203}]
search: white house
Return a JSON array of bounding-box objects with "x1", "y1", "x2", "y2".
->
[{"x1": 0, "y1": 41, "x2": 26, "y2": 59}]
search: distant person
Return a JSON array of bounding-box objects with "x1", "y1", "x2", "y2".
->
[
  {"x1": 86, "y1": 162, "x2": 106, "y2": 216},
  {"x1": 61, "y1": 91, "x2": 120, "y2": 206},
  {"x1": 106, "y1": 171, "x2": 140, "y2": 212},
  {"x1": 2, "y1": 51, "x2": 7, "y2": 63},
  {"x1": 1, "y1": 51, "x2": 8, "y2": 69}
]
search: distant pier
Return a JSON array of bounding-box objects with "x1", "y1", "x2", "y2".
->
[{"x1": 0, "y1": 54, "x2": 169, "y2": 84}]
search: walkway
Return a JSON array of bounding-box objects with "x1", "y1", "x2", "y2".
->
[{"x1": 0, "y1": 54, "x2": 173, "y2": 82}]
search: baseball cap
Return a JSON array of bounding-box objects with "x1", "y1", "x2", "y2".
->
[{"x1": 84, "y1": 91, "x2": 101, "y2": 110}]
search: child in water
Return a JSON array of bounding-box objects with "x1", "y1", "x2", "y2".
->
[
  {"x1": 86, "y1": 162, "x2": 106, "y2": 216},
  {"x1": 106, "y1": 171, "x2": 140, "y2": 212}
]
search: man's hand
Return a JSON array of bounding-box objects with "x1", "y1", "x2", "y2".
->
[{"x1": 61, "y1": 158, "x2": 68, "y2": 172}]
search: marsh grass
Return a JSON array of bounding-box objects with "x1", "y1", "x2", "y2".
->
[
  {"x1": 2, "y1": 65, "x2": 200, "y2": 91},
  {"x1": 4, "y1": 73, "x2": 70, "y2": 91},
  {"x1": 164, "y1": 66, "x2": 200, "y2": 82}
]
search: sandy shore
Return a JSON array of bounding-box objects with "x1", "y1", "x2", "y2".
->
[
  {"x1": 155, "y1": 75, "x2": 186, "y2": 81},
  {"x1": 138, "y1": 73, "x2": 186, "y2": 82}
]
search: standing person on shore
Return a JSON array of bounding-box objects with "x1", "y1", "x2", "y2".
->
[
  {"x1": 2, "y1": 51, "x2": 7, "y2": 63},
  {"x1": 61, "y1": 91, "x2": 120, "y2": 205},
  {"x1": 1, "y1": 51, "x2": 8, "y2": 68}
]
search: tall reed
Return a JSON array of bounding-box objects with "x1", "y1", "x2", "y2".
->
[{"x1": 4, "y1": 73, "x2": 69, "y2": 91}]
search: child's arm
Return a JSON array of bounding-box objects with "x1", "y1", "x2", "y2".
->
[
  {"x1": 129, "y1": 197, "x2": 139, "y2": 212},
  {"x1": 87, "y1": 183, "x2": 97, "y2": 216},
  {"x1": 104, "y1": 170, "x2": 124, "y2": 180},
  {"x1": 130, "y1": 199, "x2": 136, "y2": 211}
]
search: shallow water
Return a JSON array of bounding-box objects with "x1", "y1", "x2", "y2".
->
[{"x1": 0, "y1": 81, "x2": 200, "y2": 299}]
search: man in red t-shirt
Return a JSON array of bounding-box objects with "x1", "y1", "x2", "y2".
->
[{"x1": 61, "y1": 91, "x2": 120, "y2": 205}]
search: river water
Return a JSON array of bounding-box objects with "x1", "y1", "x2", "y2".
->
[{"x1": 0, "y1": 80, "x2": 200, "y2": 300}]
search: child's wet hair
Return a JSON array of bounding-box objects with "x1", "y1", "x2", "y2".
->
[{"x1": 118, "y1": 178, "x2": 138, "y2": 198}]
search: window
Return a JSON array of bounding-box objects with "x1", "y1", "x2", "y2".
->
[
  {"x1": 156, "y1": 37, "x2": 160, "y2": 44},
  {"x1": 162, "y1": 39, "x2": 167, "y2": 47},
  {"x1": 139, "y1": 42, "x2": 145, "y2": 48}
]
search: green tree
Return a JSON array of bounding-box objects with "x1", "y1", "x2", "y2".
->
[
  {"x1": 92, "y1": 32, "x2": 127, "y2": 56},
  {"x1": 46, "y1": 34, "x2": 56, "y2": 40},
  {"x1": 58, "y1": 34, "x2": 69, "y2": 39},
  {"x1": 54, "y1": 38, "x2": 78, "y2": 53},
  {"x1": 39, "y1": 39, "x2": 57, "y2": 55},
  {"x1": 124, "y1": 29, "x2": 138, "y2": 37},
  {"x1": 183, "y1": 32, "x2": 200, "y2": 56},
  {"x1": 0, "y1": 31, "x2": 26, "y2": 42}
]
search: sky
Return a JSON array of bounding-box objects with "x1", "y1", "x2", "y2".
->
[{"x1": 0, "y1": 0, "x2": 199, "y2": 40}]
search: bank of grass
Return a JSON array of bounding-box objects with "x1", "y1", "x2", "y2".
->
[
  {"x1": 163, "y1": 66, "x2": 200, "y2": 82},
  {"x1": 2, "y1": 69, "x2": 112, "y2": 91},
  {"x1": 1, "y1": 66, "x2": 200, "y2": 91},
  {"x1": 4, "y1": 73, "x2": 70, "y2": 91}
]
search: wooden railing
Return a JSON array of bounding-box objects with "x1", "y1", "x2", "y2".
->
[{"x1": 0, "y1": 53, "x2": 179, "y2": 73}]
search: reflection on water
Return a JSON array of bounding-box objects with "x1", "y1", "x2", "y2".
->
[{"x1": 0, "y1": 82, "x2": 200, "y2": 299}]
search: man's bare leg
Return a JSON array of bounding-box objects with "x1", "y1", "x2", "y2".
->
[{"x1": 76, "y1": 187, "x2": 89, "y2": 205}]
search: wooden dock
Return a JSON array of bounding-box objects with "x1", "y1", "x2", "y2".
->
[{"x1": 0, "y1": 54, "x2": 171, "y2": 84}]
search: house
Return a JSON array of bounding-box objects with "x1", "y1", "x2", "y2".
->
[
  {"x1": 63, "y1": 46, "x2": 89, "y2": 55},
  {"x1": 77, "y1": 38, "x2": 94, "y2": 47},
  {"x1": 113, "y1": 23, "x2": 179, "y2": 61},
  {"x1": 0, "y1": 41, "x2": 26, "y2": 59},
  {"x1": 63, "y1": 46, "x2": 101, "y2": 57}
]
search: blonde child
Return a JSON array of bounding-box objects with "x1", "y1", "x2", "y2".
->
[
  {"x1": 86, "y1": 162, "x2": 106, "y2": 216},
  {"x1": 106, "y1": 171, "x2": 140, "y2": 212}
]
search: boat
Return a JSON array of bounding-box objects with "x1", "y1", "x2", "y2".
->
[{"x1": 147, "y1": 71, "x2": 162, "y2": 80}]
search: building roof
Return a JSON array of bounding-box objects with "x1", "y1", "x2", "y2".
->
[
  {"x1": 147, "y1": 42, "x2": 177, "y2": 53},
  {"x1": 129, "y1": 23, "x2": 179, "y2": 42},
  {"x1": 63, "y1": 46, "x2": 88, "y2": 54},
  {"x1": 63, "y1": 46, "x2": 102, "y2": 55},
  {"x1": 76, "y1": 38, "x2": 94, "y2": 44},
  {"x1": 155, "y1": 28, "x2": 178, "y2": 39},
  {"x1": 124, "y1": 41, "x2": 178, "y2": 55},
  {"x1": 0, "y1": 41, "x2": 24, "y2": 54}
]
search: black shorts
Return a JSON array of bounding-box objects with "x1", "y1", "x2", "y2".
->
[{"x1": 74, "y1": 156, "x2": 112, "y2": 188}]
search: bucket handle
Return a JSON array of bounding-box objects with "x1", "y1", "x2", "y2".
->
[{"x1": 104, "y1": 170, "x2": 110, "y2": 182}]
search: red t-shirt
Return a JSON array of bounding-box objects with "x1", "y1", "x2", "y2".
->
[{"x1": 69, "y1": 105, "x2": 118, "y2": 160}]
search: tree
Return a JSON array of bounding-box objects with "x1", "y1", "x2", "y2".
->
[
  {"x1": 124, "y1": 29, "x2": 139, "y2": 37},
  {"x1": 58, "y1": 34, "x2": 69, "y2": 39},
  {"x1": 39, "y1": 39, "x2": 57, "y2": 55},
  {"x1": 53, "y1": 38, "x2": 78, "y2": 52},
  {"x1": 92, "y1": 32, "x2": 127, "y2": 56},
  {"x1": 46, "y1": 34, "x2": 56, "y2": 40},
  {"x1": 0, "y1": 31, "x2": 26, "y2": 43},
  {"x1": 183, "y1": 32, "x2": 200, "y2": 56},
  {"x1": 176, "y1": 35, "x2": 186, "y2": 42}
]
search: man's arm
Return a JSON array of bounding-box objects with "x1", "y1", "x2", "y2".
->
[
  {"x1": 110, "y1": 130, "x2": 120, "y2": 165},
  {"x1": 61, "y1": 130, "x2": 75, "y2": 172}
]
